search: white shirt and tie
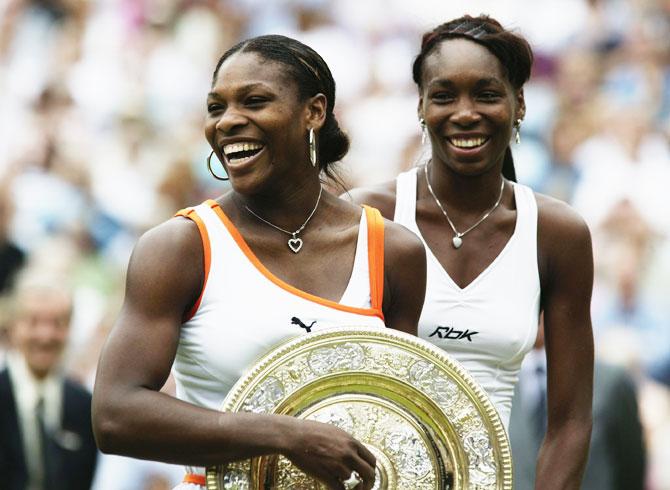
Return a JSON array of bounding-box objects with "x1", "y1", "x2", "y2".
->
[{"x1": 6, "y1": 352, "x2": 64, "y2": 490}]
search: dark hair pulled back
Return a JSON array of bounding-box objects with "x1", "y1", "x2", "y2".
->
[
  {"x1": 412, "y1": 15, "x2": 534, "y2": 182},
  {"x1": 212, "y1": 35, "x2": 349, "y2": 176}
]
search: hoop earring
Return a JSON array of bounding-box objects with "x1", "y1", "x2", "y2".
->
[
  {"x1": 420, "y1": 118, "x2": 427, "y2": 145},
  {"x1": 207, "y1": 151, "x2": 229, "y2": 181},
  {"x1": 514, "y1": 119, "x2": 522, "y2": 145},
  {"x1": 308, "y1": 127, "x2": 317, "y2": 167}
]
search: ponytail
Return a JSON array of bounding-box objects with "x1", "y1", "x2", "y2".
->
[{"x1": 502, "y1": 147, "x2": 517, "y2": 182}]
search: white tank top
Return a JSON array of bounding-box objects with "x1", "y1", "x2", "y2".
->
[
  {"x1": 172, "y1": 200, "x2": 386, "y2": 411},
  {"x1": 394, "y1": 167, "x2": 540, "y2": 429}
]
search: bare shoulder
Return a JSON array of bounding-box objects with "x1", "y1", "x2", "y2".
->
[
  {"x1": 535, "y1": 192, "x2": 592, "y2": 245},
  {"x1": 132, "y1": 216, "x2": 202, "y2": 271},
  {"x1": 380, "y1": 218, "x2": 426, "y2": 335},
  {"x1": 534, "y1": 192, "x2": 593, "y2": 289},
  {"x1": 126, "y1": 215, "x2": 203, "y2": 313},
  {"x1": 340, "y1": 180, "x2": 397, "y2": 220},
  {"x1": 383, "y1": 219, "x2": 425, "y2": 259}
]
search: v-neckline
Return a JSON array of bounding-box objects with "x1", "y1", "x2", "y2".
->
[
  {"x1": 207, "y1": 200, "x2": 384, "y2": 317},
  {"x1": 415, "y1": 183, "x2": 520, "y2": 292}
]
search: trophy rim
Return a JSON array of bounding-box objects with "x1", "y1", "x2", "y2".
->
[{"x1": 206, "y1": 326, "x2": 513, "y2": 490}]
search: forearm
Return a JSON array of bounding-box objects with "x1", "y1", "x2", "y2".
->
[
  {"x1": 93, "y1": 387, "x2": 295, "y2": 466},
  {"x1": 534, "y1": 417, "x2": 592, "y2": 490}
]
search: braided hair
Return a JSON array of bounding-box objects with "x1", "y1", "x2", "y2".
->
[
  {"x1": 212, "y1": 35, "x2": 349, "y2": 178},
  {"x1": 412, "y1": 15, "x2": 534, "y2": 182}
]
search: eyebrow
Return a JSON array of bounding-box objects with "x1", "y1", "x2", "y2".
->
[
  {"x1": 207, "y1": 82, "x2": 273, "y2": 99},
  {"x1": 474, "y1": 77, "x2": 504, "y2": 88},
  {"x1": 427, "y1": 77, "x2": 503, "y2": 89}
]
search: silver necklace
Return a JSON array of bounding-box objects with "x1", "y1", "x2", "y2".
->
[
  {"x1": 244, "y1": 186, "x2": 323, "y2": 254},
  {"x1": 424, "y1": 164, "x2": 505, "y2": 249}
]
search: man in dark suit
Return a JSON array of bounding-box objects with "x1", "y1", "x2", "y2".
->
[
  {"x1": 509, "y1": 325, "x2": 646, "y2": 490},
  {"x1": 0, "y1": 271, "x2": 98, "y2": 490}
]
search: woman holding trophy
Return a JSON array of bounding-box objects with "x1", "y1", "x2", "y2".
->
[{"x1": 92, "y1": 35, "x2": 426, "y2": 490}]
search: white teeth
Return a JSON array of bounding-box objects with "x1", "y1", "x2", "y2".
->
[
  {"x1": 228, "y1": 155, "x2": 254, "y2": 164},
  {"x1": 222, "y1": 142, "x2": 264, "y2": 156},
  {"x1": 451, "y1": 137, "x2": 486, "y2": 148}
]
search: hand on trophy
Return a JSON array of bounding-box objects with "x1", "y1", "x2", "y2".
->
[{"x1": 282, "y1": 418, "x2": 376, "y2": 489}]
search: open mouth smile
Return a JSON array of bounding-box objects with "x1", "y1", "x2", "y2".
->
[
  {"x1": 222, "y1": 142, "x2": 265, "y2": 165},
  {"x1": 448, "y1": 136, "x2": 489, "y2": 149}
]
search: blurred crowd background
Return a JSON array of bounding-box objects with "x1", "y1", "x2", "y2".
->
[{"x1": 1, "y1": 0, "x2": 670, "y2": 488}]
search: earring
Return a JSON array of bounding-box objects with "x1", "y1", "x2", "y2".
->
[
  {"x1": 514, "y1": 119, "x2": 522, "y2": 145},
  {"x1": 207, "y1": 151, "x2": 229, "y2": 181},
  {"x1": 308, "y1": 127, "x2": 317, "y2": 167},
  {"x1": 420, "y1": 118, "x2": 427, "y2": 145}
]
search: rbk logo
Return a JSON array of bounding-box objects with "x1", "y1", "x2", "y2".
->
[
  {"x1": 291, "y1": 316, "x2": 316, "y2": 333},
  {"x1": 429, "y1": 326, "x2": 478, "y2": 342}
]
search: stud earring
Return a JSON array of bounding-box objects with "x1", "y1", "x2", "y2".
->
[
  {"x1": 207, "y1": 151, "x2": 229, "y2": 181},
  {"x1": 420, "y1": 118, "x2": 427, "y2": 145},
  {"x1": 308, "y1": 127, "x2": 317, "y2": 167},
  {"x1": 514, "y1": 119, "x2": 522, "y2": 145}
]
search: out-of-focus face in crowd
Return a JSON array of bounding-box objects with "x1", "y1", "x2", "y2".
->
[{"x1": 9, "y1": 285, "x2": 72, "y2": 379}]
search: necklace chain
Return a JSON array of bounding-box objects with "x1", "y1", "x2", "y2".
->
[
  {"x1": 244, "y1": 186, "x2": 323, "y2": 253},
  {"x1": 423, "y1": 163, "x2": 505, "y2": 249}
]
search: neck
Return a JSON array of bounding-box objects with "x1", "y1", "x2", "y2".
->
[
  {"x1": 425, "y1": 159, "x2": 505, "y2": 214},
  {"x1": 28, "y1": 367, "x2": 50, "y2": 381},
  {"x1": 235, "y1": 177, "x2": 324, "y2": 231},
  {"x1": 14, "y1": 352, "x2": 52, "y2": 382}
]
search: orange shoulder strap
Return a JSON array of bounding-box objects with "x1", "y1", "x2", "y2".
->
[
  {"x1": 174, "y1": 207, "x2": 192, "y2": 218},
  {"x1": 174, "y1": 205, "x2": 211, "y2": 322},
  {"x1": 363, "y1": 205, "x2": 385, "y2": 313},
  {"x1": 182, "y1": 473, "x2": 206, "y2": 485}
]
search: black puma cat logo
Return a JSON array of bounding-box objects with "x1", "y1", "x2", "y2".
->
[{"x1": 291, "y1": 317, "x2": 316, "y2": 333}]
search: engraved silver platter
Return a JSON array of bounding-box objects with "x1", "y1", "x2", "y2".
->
[{"x1": 206, "y1": 327, "x2": 512, "y2": 490}]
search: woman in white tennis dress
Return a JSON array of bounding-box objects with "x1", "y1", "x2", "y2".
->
[
  {"x1": 92, "y1": 35, "x2": 426, "y2": 490},
  {"x1": 347, "y1": 15, "x2": 595, "y2": 490}
]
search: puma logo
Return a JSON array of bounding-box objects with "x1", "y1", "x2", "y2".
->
[{"x1": 291, "y1": 317, "x2": 316, "y2": 333}]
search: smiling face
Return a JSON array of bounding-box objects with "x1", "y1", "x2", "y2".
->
[
  {"x1": 10, "y1": 288, "x2": 72, "y2": 379},
  {"x1": 419, "y1": 38, "x2": 525, "y2": 177},
  {"x1": 205, "y1": 51, "x2": 325, "y2": 195}
]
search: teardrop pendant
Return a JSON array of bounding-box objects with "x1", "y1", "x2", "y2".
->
[{"x1": 452, "y1": 235, "x2": 463, "y2": 249}]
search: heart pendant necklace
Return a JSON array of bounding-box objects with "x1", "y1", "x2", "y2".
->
[
  {"x1": 424, "y1": 164, "x2": 505, "y2": 249},
  {"x1": 244, "y1": 186, "x2": 322, "y2": 254}
]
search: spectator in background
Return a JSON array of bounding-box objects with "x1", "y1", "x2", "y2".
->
[
  {"x1": 571, "y1": 103, "x2": 670, "y2": 237},
  {"x1": 0, "y1": 182, "x2": 24, "y2": 294},
  {"x1": 510, "y1": 321, "x2": 646, "y2": 490},
  {"x1": 592, "y1": 200, "x2": 670, "y2": 380},
  {"x1": 0, "y1": 270, "x2": 98, "y2": 490}
]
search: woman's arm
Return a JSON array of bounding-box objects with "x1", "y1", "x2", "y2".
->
[
  {"x1": 343, "y1": 183, "x2": 426, "y2": 334},
  {"x1": 382, "y1": 221, "x2": 426, "y2": 336},
  {"x1": 92, "y1": 217, "x2": 377, "y2": 489},
  {"x1": 536, "y1": 196, "x2": 594, "y2": 490}
]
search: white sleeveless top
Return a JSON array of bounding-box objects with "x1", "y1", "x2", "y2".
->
[
  {"x1": 394, "y1": 167, "x2": 540, "y2": 429},
  {"x1": 171, "y1": 200, "x2": 386, "y2": 485}
]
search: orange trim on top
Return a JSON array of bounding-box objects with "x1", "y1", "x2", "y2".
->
[
  {"x1": 206, "y1": 199, "x2": 384, "y2": 319},
  {"x1": 175, "y1": 207, "x2": 212, "y2": 322},
  {"x1": 363, "y1": 206, "x2": 385, "y2": 317},
  {"x1": 182, "y1": 473, "x2": 206, "y2": 486}
]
